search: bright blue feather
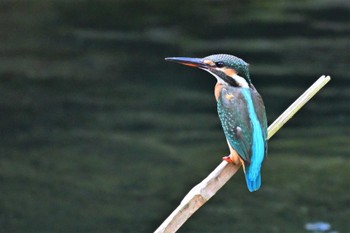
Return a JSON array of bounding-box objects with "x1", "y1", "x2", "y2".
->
[{"x1": 241, "y1": 89, "x2": 265, "y2": 192}]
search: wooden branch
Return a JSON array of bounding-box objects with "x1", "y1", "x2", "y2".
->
[
  {"x1": 267, "y1": 75, "x2": 331, "y2": 139},
  {"x1": 155, "y1": 75, "x2": 331, "y2": 233}
]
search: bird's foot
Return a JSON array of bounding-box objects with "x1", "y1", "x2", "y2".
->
[
  {"x1": 222, "y1": 156, "x2": 234, "y2": 163},
  {"x1": 222, "y1": 155, "x2": 241, "y2": 166}
]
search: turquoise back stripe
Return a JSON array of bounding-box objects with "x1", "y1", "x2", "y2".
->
[{"x1": 241, "y1": 89, "x2": 265, "y2": 181}]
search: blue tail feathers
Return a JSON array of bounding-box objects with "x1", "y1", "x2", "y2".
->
[
  {"x1": 245, "y1": 172, "x2": 261, "y2": 192},
  {"x1": 241, "y1": 88, "x2": 265, "y2": 192}
]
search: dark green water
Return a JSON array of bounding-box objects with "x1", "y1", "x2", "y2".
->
[{"x1": 0, "y1": 1, "x2": 349, "y2": 232}]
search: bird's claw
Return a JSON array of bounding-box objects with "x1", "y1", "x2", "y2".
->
[{"x1": 222, "y1": 156, "x2": 234, "y2": 163}]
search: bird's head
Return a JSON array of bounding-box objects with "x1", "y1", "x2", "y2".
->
[{"x1": 165, "y1": 54, "x2": 251, "y2": 88}]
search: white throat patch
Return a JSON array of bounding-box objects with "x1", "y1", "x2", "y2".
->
[
  {"x1": 231, "y1": 74, "x2": 249, "y2": 88},
  {"x1": 205, "y1": 69, "x2": 226, "y2": 84}
]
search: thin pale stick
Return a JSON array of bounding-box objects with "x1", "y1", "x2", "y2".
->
[
  {"x1": 267, "y1": 75, "x2": 331, "y2": 139},
  {"x1": 154, "y1": 75, "x2": 331, "y2": 233}
]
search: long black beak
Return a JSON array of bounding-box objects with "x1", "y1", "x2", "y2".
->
[{"x1": 165, "y1": 57, "x2": 206, "y2": 69}]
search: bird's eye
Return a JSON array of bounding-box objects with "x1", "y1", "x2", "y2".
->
[{"x1": 215, "y1": 62, "x2": 225, "y2": 68}]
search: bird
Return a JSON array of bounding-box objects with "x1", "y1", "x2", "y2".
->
[{"x1": 165, "y1": 54, "x2": 268, "y2": 192}]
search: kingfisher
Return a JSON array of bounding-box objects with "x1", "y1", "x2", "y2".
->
[{"x1": 165, "y1": 54, "x2": 268, "y2": 192}]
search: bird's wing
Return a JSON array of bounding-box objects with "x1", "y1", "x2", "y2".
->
[
  {"x1": 217, "y1": 87, "x2": 253, "y2": 162},
  {"x1": 251, "y1": 85, "x2": 268, "y2": 156}
]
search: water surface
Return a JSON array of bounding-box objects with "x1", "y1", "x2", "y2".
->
[{"x1": 0, "y1": 1, "x2": 349, "y2": 232}]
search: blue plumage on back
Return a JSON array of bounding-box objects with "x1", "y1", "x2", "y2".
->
[
  {"x1": 218, "y1": 86, "x2": 267, "y2": 192},
  {"x1": 241, "y1": 88, "x2": 265, "y2": 191}
]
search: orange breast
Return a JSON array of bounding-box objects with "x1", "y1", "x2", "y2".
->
[{"x1": 214, "y1": 83, "x2": 223, "y2": 101}]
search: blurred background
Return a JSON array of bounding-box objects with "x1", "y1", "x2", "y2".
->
[{"x1": 0, "y1": 0, "x2": 349, "y2": 232}]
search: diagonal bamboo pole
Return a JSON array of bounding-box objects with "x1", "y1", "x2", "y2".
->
[{"x1": 155, "y1": 75, "x2": 331, "y2": 233}]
